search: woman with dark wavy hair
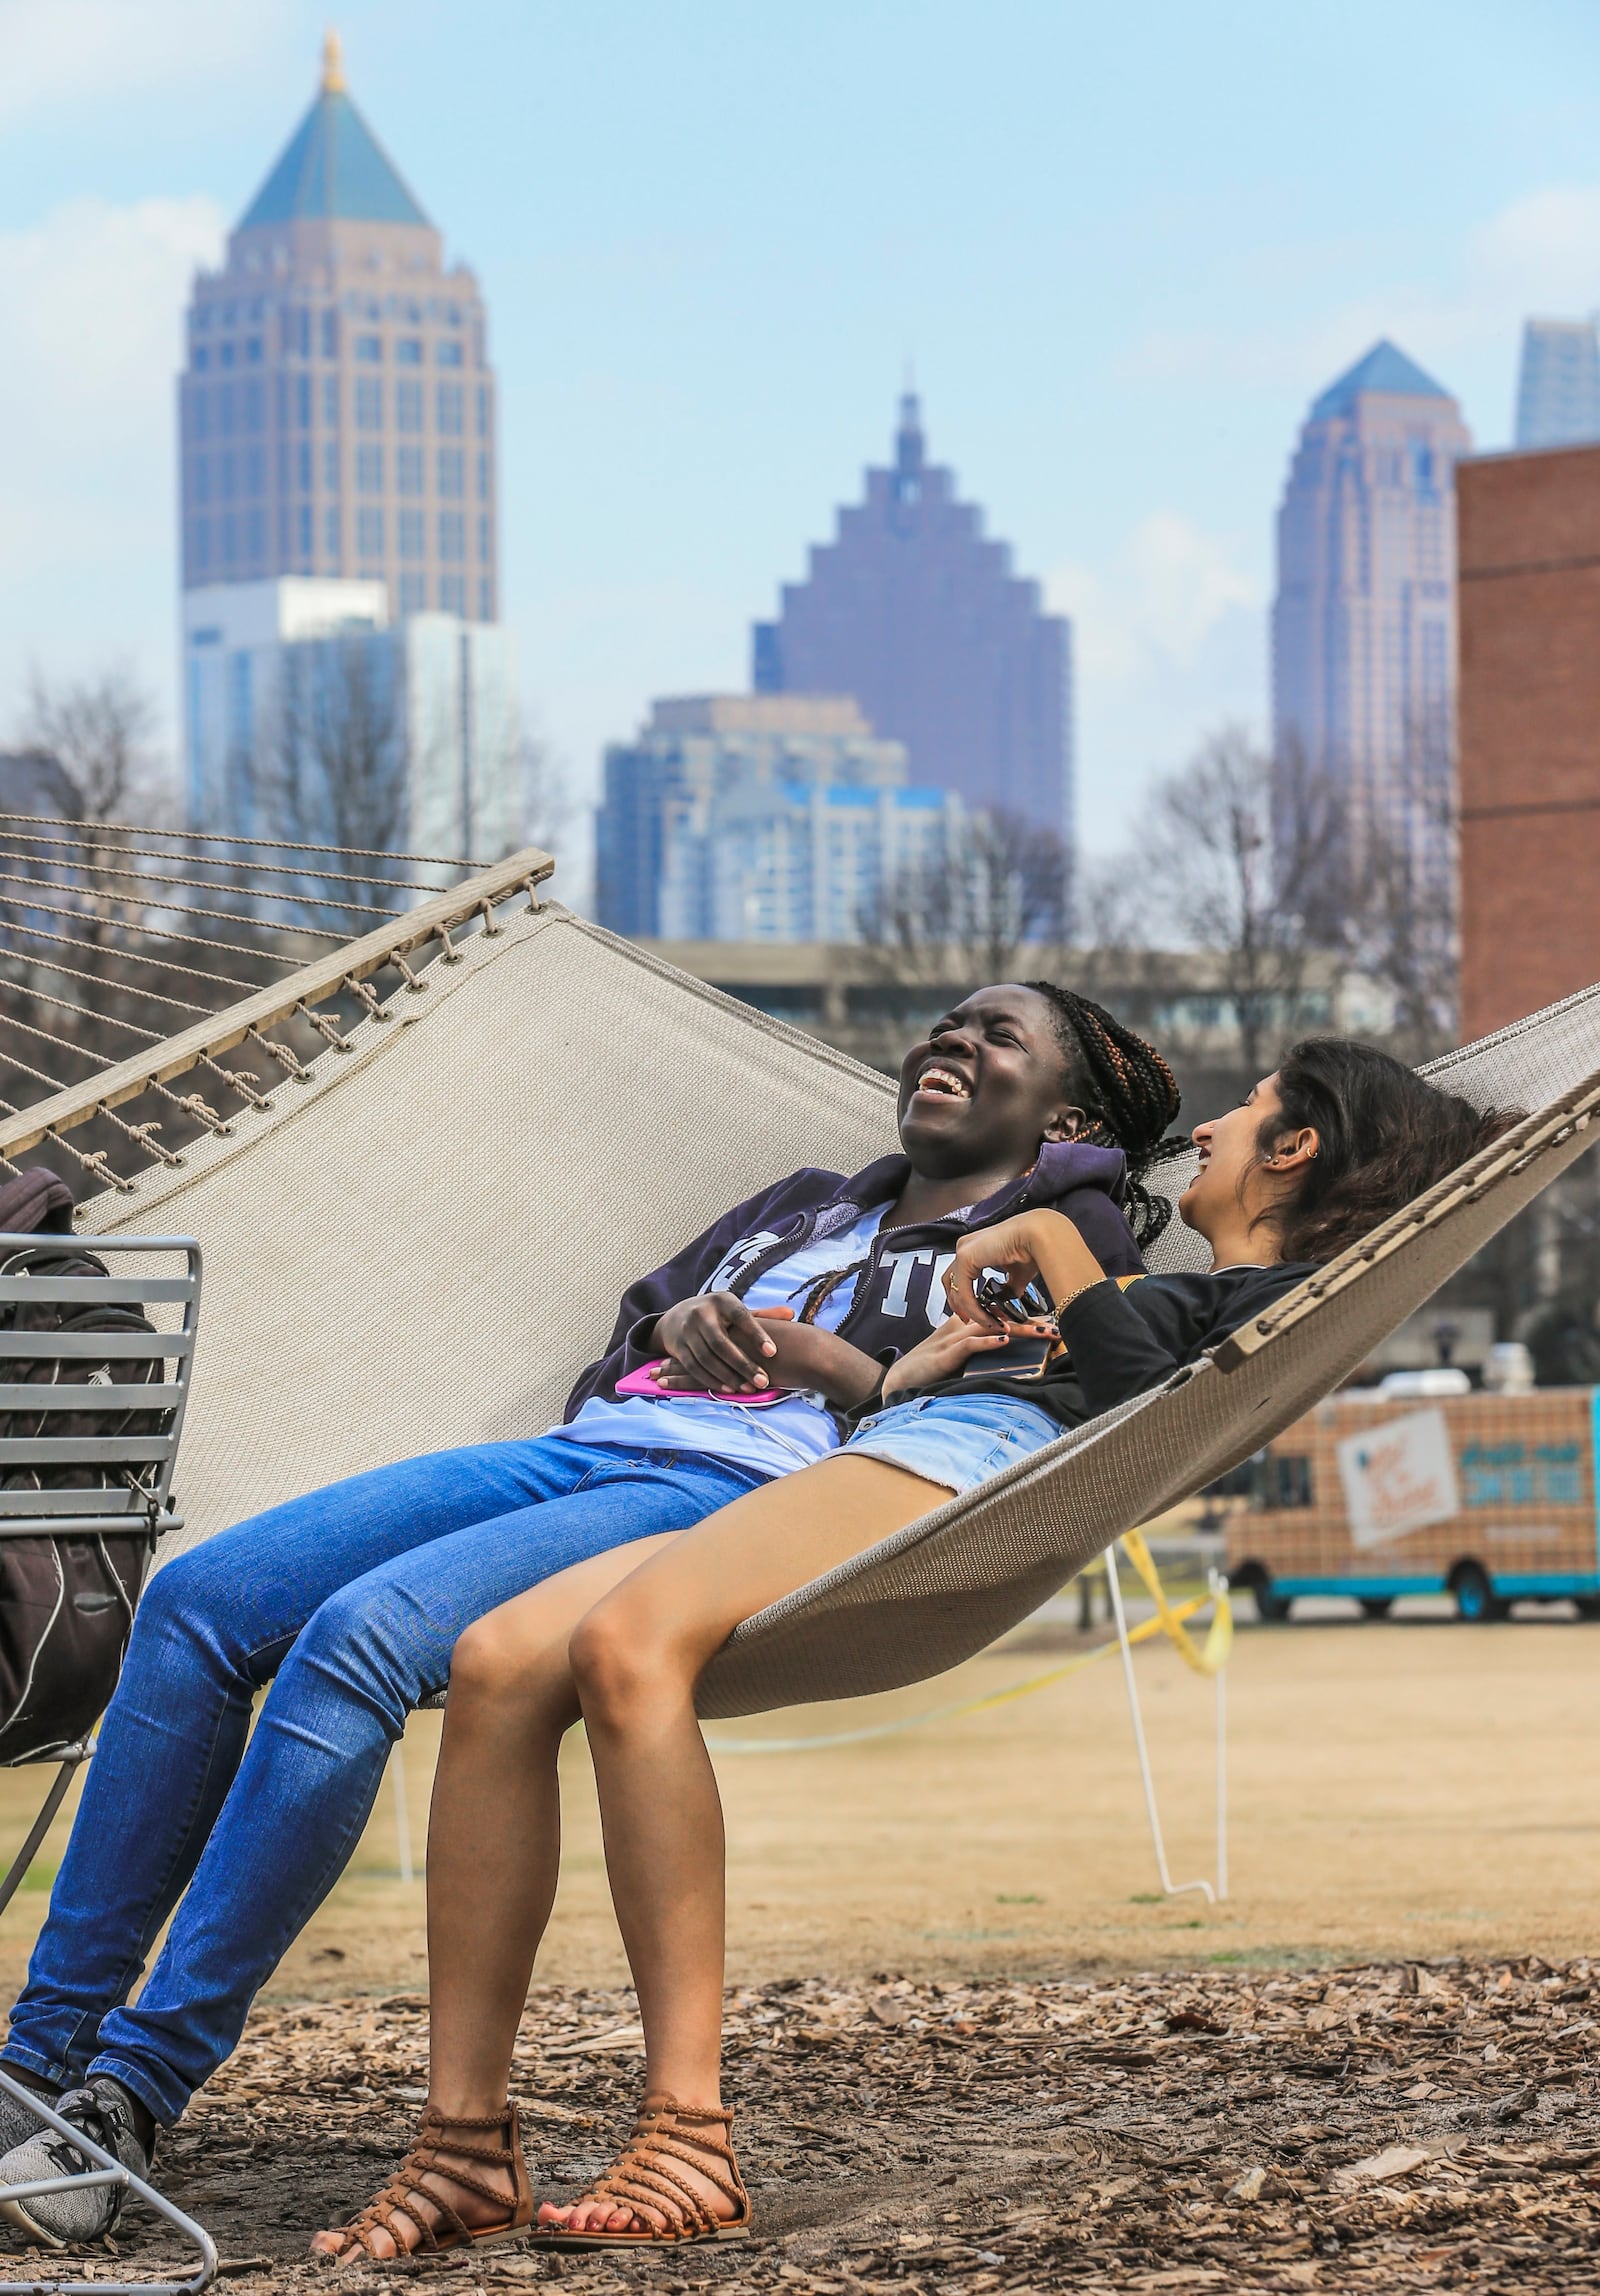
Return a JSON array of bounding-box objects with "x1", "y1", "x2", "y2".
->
[{"x1": 307, "y1": 1039, "x2": 1512, "y2": 2262}]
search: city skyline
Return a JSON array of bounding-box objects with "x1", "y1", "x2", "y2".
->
[{"x1": 4, "y1": 1, "x2": 1600, "y2": 873}]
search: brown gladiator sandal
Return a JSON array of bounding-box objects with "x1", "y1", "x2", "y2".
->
[
  {"x1": 310, "y1": 2102, "x2": 534, "y2": 2261},
  {"x1": 533, "y1": 2094, "x2": 750, "y2": 2247}
]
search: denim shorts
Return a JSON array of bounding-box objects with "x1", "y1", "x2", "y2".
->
[{"x1": 841, "y1": 1389, "x2": 1061, "y2": 1495}]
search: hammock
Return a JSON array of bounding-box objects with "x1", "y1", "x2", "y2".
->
[{"x1": 4, "y1": 843, "x2": 1594, "y2": 1721}]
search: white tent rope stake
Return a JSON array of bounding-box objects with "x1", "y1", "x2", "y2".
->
[{"x1": 1104, "y1": 1541, "x2": 1217, "y2": 1907}]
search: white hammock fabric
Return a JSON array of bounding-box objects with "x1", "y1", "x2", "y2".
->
[{"x1": 60, "y1": 889, "x2": 1598, "y2": 1718}]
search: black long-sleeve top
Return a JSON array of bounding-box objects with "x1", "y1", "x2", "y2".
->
[{"x1": 872, "y1": 1261, "x2": 1315, "y2": 1433}]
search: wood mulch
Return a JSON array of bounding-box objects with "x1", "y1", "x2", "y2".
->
[{"x1": 28, "y1": 1958, "x2": 1600, "y2": 2292}]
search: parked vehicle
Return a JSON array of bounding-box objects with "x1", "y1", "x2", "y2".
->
[{"x1": 1225, "y1": 1387, "x2": 1600, "y2": 1623}]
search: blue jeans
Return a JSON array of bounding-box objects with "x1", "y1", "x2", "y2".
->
[{"x1": 3, "y1": 1436, "x2": 762, "y2": 2126}]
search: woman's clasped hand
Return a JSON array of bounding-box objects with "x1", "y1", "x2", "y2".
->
[{"x1": 652, "y1": 1296, "x2": 884, "y2": 1408}]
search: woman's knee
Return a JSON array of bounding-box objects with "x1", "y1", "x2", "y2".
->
[
  {"x1": 448, "y1": 1610, "x2": 572, "y2": 1721},
  {"x1": 568, "y1": 1591, "x2": 686, "y2": 1723},
  {"x1": 129, "y1": 1546, "x2": 228, "y2": 1649}
]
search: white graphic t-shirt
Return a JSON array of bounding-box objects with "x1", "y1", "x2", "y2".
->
[{"x1": 553, "y1": 1206, "x2": 888, "y2": 1481}]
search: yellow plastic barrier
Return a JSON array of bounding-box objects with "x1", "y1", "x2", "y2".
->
[{"x1": 1118, "y1": 1527, "x2": 1233, "y2": 1678}]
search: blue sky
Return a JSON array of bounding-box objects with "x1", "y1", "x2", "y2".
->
[{"x1": 2, "y1": 0, "x2": 1599, "y2": 875}]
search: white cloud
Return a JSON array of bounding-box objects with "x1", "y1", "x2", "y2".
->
[
  {"x1": 1118, "y1": 182, "x2": 1600, "y2": 421},
  {"x1": 0, "y1": 194, "x2": 225, "y2": 740},
  {"x1": 0, "y1": 195, "x2": 223, "y2": 452},
  {"x1": 1046, "y1": 517, "x2": 1266, "y2": 856},
  {"x1": 0, "y1": 0, "x2": 283, "y2": 122},
  {"x1": 1469, "y1": 186, "x2": 1600, "y2": 321},
  {"x1": 1047, "y1": 513, "x2": 1261, "y2": 685}
]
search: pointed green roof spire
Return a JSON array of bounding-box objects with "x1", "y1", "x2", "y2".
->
[
  {"x1": 238, "y1": 32, "x2": 430, "y2": 229},
  {"x1": 1311, "y1": 340, "x2": 1450, "y2": 421}
]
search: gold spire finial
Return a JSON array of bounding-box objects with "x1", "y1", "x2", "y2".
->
[{"x1": 321, "y1": 26, "x2": 346, "y2": 93}]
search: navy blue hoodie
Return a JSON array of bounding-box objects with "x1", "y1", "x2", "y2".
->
[{"x1": 563, "y1": 1142, "x2": 1144, "y2": 1426}]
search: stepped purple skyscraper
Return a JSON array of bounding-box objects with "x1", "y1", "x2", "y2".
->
[
  {"x1": 178, "y1": 32, "x2": 497, "y2": 623},
  {"x1": 753, "y1": 394, "x2": 1074, "y2": 845}
]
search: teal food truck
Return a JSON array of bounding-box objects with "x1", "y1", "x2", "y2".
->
[{"x1": 1225, "y1": 1387, "x2": 1600, "y2": 1621}]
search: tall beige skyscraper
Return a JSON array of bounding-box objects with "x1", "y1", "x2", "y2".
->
[
  {"x1": 178, "y1": 32, "x2": 497, "y2": 624},
  {"x1": 1272, "y1": 340, "x2": 1471, "y2": 897}
]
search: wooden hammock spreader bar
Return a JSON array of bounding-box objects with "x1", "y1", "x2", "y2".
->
[
  {"x1": 1214, "y1": 1068, "x2": 1600, "y2": 1370},
  {"x1": 0, "y1": 843, "x2": 553, "y2": 1161}
]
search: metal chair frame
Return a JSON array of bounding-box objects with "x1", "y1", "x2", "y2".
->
[{"x1": 0, "y1": 1235, "x2": 212, "y2": 2292}]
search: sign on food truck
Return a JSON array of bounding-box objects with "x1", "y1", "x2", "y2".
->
[
  {"x1": 1336, "y1": 1409, "x2": 1462, "y2": 1549},
  {"x1": 1226, "y1": 1388, "x2": 1600, "y2": 1622}
]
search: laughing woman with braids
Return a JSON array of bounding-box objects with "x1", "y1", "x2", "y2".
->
[{"x1": 307, "y1": 1033, "x2": 1517, "y2": 2259}]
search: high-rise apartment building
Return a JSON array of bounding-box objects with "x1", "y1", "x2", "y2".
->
[
  {"x1": 183, "y1": 579, "x2": 518, "y2": 860},
  {"x1": 1272, "y1": 340, "x2": 1472, "y2": 892},
  {"x1": 595, "y1": 694, "x2": 960, "y2": 943},
  {"x1": 178, "y1": 34, "x2": 497, "y2": 628},
  {"x1": 751, "y1": 395, "x2": 1073, "y2": 846},
  {"x1": 1515, "y1": 319, "x2": 1600, "y2": 450}
]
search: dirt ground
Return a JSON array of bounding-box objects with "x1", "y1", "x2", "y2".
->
[{"x1": 0, "y1": 1612, "x2": 1597, "y2": 2288}]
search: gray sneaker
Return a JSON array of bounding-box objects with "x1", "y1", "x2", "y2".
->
[
  {"x1": 0, "y1": 2077, "x2": 149, "y2": 2249},
  {"x1": 0, "y1": 2072, "x2": 65, "y2": 2162}
]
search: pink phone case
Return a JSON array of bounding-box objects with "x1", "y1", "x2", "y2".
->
[{"x1": 615, "y1": 1359, "x2": 786, "y2": 1406}]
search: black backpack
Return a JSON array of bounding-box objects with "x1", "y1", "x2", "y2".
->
[{"x1": 0, "y1": 1178, "x2": 168, "y2": 1765}]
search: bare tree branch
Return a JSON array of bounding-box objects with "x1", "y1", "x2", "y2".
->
[
  {"x1": 858, "y1": 806, "x2": 1072, "y2": 988},
  {"x1": 20, "y1": 665, "x2": 169, "y2": 825},
  {"x1": 238, "y1": 639, "x2": 410, "y2": 925}
]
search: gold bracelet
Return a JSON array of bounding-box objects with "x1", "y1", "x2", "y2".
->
[{"x1": 1051, "y1": 1277, "x2": 1107, "y2": 1326}]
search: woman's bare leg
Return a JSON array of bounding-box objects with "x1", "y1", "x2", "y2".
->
[
  {"x1": 310, "y1": 1531, "x2": 672, "y2": 2260},
  {"x1": 549, "y1": 1455, "x2": 945, "y2": 2234}
]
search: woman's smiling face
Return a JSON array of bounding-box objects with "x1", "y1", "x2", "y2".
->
[
  {"x1": 895, "y1": 985, "x2": 1084, "y2": 1179},
  {"x1": 1179, "y1": 1074, "x2": 1283, "y2": 1241}
]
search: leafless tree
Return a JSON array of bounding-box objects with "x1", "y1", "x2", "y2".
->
[
  {"x1": 859, "y1": 806, "x2": 1072, "y2": 991},
  {"x1": 239, "y1": 639, "x2": 410, "y2": 928},
  {"x1": 1345, "y1": 708, "x2": 1459, "y2": 1062},
  {"x1": 1137, "y1": 724, "x2": 1347, "y2": 1084},
  {"x1": 516, "y1": 718, "x2": 573, "y2": 864},
  {"x1": 7, "y1": 668, "x2": 179, "y2": 972},
  {"x1": 19, "y1": 665, "x2": 169, "y2": 825}
]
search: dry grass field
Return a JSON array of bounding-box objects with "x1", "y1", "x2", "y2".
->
[
  {"x1": 5, "y1": 1609, "x2": 1588, "y2": 1996},
  {"x1": 0, "y1": 1612, "x2": 1596, "y2": 2290}
]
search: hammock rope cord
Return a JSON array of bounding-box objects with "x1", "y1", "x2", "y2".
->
[
  {"x1": 0, "y1": 818, "x2": 549, "y2": 1193},
  {"x1": 0, "y1": 824, "x2": 454, "y2": 897},
  {"x1": 0, "y1": 864, "x2": 351, "y2": 942},
  {"x1": 0, "y1": 810, "x2": 490, "y2": 869},
  {"x1": 0, "y1": 841, "x2": 413, "y2": 921},
  {"x1": 0, "y1": 1048, "x2": 182, "y2": 1173},
  {"x1": 0, "y1": 885, "x2": 307, "y2": 968},
  {"x1": 0, "y1": 969, "x2": 289, "y2": 1101},
  {"x1": 0, "y1": 915, "x2": 262, "y2": 995},
  {"x1": 0, "y1": 1006, "x2": 234, "y2": 1137}
]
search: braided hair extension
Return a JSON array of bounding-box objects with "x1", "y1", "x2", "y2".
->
[{"x1": 1024, "y1": 982, "x2": 1187, "y2": 1248}]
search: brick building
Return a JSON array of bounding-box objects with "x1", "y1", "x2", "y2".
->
[{"x1": 1457, "y1": 444, "x2": 1600, "y2": 1037}]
